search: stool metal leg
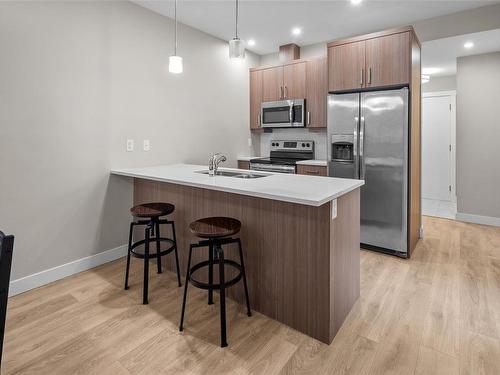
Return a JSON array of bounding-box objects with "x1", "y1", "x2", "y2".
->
[
  {"x1": 171, "y1": 221, "x2": 182, "y2": 287},
  {"x1": 155, "y1": 219, "x2": 162, "y2": 274},
  {"x1": 143, "y1": 224, "x2": 150, "y2": 305},
  {"x1": 237, "y1": 238, "x2": 252, "y2": 317},
  {"x1": 208, "y1": 241, "x2": 214, "y2": 305},
  {"x1": 217, "y1": 243, "x2": 228, "y2": 347},
  {"x1": 124, "y1": 222, "x2": 134, "y2": 290},
  {"x1": 179, "y1": 244, "x2": 194, "y2": 331}
]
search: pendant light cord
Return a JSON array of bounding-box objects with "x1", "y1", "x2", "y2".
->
[
  {"x1": 235, "y1": 0, "x2": 238, "y2": 39},
  {"x1": 175, "y1": 0, "x2": 178, "y2": 55}
]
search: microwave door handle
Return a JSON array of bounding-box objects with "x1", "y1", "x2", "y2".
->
[{"x1": 289, "y1": 102, "x2": 293, "y2": 126}]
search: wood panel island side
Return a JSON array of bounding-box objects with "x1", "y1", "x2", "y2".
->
[{"x1": 111, "y1": 164, "x2": 364, "y2": 344}]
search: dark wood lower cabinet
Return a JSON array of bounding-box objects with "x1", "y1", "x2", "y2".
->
[
  {"x1": 297, "y1": 165, "x2": 327, "y2": 176},
  {"x1": 237, "y1": 160, "x2": 250, "y2": 170}
]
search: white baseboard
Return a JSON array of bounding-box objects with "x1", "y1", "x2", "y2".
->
[
  {"x1": 9, "y1": 244, "x2": 127, "y2": 297},
  {"x1": 456, "y1": 212, "x2": 500, "y2": 227}
]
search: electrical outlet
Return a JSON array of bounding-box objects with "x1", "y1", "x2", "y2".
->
[
  {"x1": 331, "y1": 199, "x2": 337, "y2": 219},
  {"x1": 126, "y1": 139, "x2": 134, "y2": 152},
  {"x1": 143, "y1": 139, "x2": 150, "y2": 152}
]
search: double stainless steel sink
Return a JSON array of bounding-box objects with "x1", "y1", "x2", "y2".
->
[{"x1": 196, "y1": 170, "x2": 268, "y2": 179}]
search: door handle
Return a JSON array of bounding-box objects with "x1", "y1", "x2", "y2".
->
[
  {"x1": 354, "y1": 116, "x2": 359, "y2": 177},
  {"x1": 257, "y1": 114, "x2": 260, "y2": 127},
  {"x1": 284, "y1": 86, "x2": 288, "y2": 99},
  {"x1": 306, "y1": 170, "x2": 320, "y2": 175},
  {"x1": 360, "y1": 68, "x2": 364, "y2": 86},
  {"x1": 280, "y1": 86, "x2": 283, "y2": 99},
  {"x1": 289, "y1": 102, "x2": 293, "y2": 125},
  {"x1": 307, "y1": 111, "x2": 311, "y2": 126},
  {"x1": 359, "y1": 116, "x2": 366, "y2": 179},
  {"x1": 368, "y1": 68, "x2": 372, "y2": 85}
]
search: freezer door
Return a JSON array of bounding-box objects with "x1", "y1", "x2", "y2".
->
[
  {"x1": 360, "y1": 88, "x2": 408, "y2": 253},
  {"x1": 327, "y1": 93, "x2": 360, "y2": 179}
]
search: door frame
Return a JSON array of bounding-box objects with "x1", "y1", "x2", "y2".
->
[{"x1": 422, "y1": 90, "x2": 457, "y2": 203}]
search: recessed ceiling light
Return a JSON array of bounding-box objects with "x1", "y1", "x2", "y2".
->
[
  {"x1": 351, "y1": 0, "x2": 362, "y2": 5},
  {"x1": 422, "y1": 67, "x2": 441, "y2": 75},
  {"x1": 464, "y1": 41, "x2": 474, "y2": 49},
  {"x1": 247, "y1": 39, "x2": 255, "y2": 47},
  {"x1": 292, "y1": 27, "x2": 302, "y2": 36}
]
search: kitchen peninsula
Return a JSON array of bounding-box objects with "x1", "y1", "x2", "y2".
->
[{"x1": 111, "y1": 164, "x2": 364, "y2": 344}]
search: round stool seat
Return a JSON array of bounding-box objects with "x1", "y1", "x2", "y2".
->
[
  {"x1": 130, "y1": 202, "x2": 175, "y2": 218},
  {"x1": 189, "y1": 217, "x2": 241, "y2": 239}
]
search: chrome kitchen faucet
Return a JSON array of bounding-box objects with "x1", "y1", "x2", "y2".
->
[{"x1": 208, "y1": 153, "x2": 227, "y2": 176}]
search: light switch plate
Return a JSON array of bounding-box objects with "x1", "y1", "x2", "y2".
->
[
  {"x1": 143, "y1": 139, "x2": 150, "y2": 152},
  {"x1": 331, "y1": 199, "x2": 337, "y2": 219},
  {"x1": 126, "y1": 139, "x2": 134, "y2": 152}
]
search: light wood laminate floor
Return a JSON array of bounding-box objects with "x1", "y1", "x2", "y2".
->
[{"x1": 3, "y1": 216, "x2": 500, "y2": 374}]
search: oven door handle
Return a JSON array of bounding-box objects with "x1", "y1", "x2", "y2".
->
[{"x1": 250, "y1": 163, "x2": 296, "y2": 174}]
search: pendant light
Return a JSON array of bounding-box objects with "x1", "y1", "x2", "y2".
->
[
  {"x1": 229, "y1": 0, "x2": 245, "y2": 59},
  {"x1": 169, "y1": 0, "x2": 183, "y2": 74}
]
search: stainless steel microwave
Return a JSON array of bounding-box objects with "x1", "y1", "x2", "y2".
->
[{"x1": 261, "y1": 99, "x2": 305, "y2": 128}]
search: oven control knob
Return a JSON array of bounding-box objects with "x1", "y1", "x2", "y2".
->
[
  {"x1": 306, "y1": 143, "x2": 310, "y2": 147},
  {"x1": 302, "y1": 143, "x2": 305, "y2": 147}
]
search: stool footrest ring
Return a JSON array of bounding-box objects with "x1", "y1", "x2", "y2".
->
[
  {"x1": 189, "y1": 259, "x2": 243, "y2": 290},
  {"x1": 130, "y1": 238, "x2": 175, "y2": 259}
]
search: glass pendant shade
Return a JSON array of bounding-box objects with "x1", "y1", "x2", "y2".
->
[
  {"x1": 169, "y1": 55, "x2": 183, "y2": 74},
  {"x1": 229, "y1": 38, "x2": 245, "y2": 59}
]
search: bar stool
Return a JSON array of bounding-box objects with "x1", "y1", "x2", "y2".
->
[
  {"x1": 124, "y1": 202, "x2": 181, "y2": 305},
  {"x1": 179, "y1": 217, "x2": 251, "y2": 347}
]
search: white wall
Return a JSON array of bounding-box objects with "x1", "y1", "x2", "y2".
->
[
  {"x1": 422, "y1": 75, "x2": 456, "y2": 93},
  {"x1": 456, "y1": 52, "x2": 500, "y2": 220},
  {"x1": 0, "y1": 0, "x2": 260, "y2": 280}
]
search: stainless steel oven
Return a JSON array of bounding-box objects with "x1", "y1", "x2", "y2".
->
[
  {"x1": 261, "y1": 99, "x2": 305, "y2": 128},
  {"x1": 249, "y1": 140, "x2": 314, "y2": 174}
]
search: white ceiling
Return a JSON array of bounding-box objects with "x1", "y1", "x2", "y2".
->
[
  {"x1": 422, "y1": 28, "x2": 500, "y2": 76},
  {"x1": 133, "y1": 0, "x2": 498, "y2": 55}
]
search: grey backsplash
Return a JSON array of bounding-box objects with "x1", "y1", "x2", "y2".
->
[{"x1": 260, "y1": 129, "x2": 327, "y2": 160}]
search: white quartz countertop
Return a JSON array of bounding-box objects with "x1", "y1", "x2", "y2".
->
[
  {"x1": 296, "y1": 159, "x2": 328, "y2": 166},
  {"x1": 111, "y1": 164, "x2": 364, "y2": 207},
  {"x1": 237, "y1": 156, "x2": 256, "y2": 161}
]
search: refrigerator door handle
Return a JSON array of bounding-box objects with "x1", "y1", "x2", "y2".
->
[
  {"x1": 354, "y1": 116, "x2": 359, "y2": 178},
  {"x1": 359, "y1": 116, "x2": 366, "y2": 179}
]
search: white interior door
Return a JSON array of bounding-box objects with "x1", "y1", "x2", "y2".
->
[{"x1": 422, "y1": 94, "x2": 454, "y2": 202}]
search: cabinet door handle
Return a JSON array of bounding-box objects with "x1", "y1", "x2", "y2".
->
[
  {"x1": 368, "y1": 68, "x2": 372, "y2": 84},
  {"x1": 306, "y1": 170, "x2": 320, "y2": 175},
  {"x1": 284, "y1": 86, "x2": 288, "y2": 99},
  {"x1": 307, "y1": 111, "x2": 311, "y2": 125},
  {"x1": 360, "y1": 68, "x2": 364, "y2": 86},
  {"x1": 257, "y1": 114, "x2": 260, "y2": 127},
  {"x1": 279, "y1": 86, "x2": 283, "y2": 99}
]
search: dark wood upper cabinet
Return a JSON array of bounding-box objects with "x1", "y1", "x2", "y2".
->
[
  {"x1": 283, "y1": 62, "x2": 306, "y2": 99},
  {"x1": 328, "y1": 28, "x2": 414, "y2": 92},
  {"x1": 365, "y1": 32, "x2": 410, "y2": 88},
  {"x1": 262, "y1": 66, "x2": 283, "y2": 102},
  {"x1": 306, "y1": 57, "x2": 327, "y2": 128},
  {"x1": 250, "y1": 59, "x2": 325, "y2": 130},
  {"x1": 249, "y1": 70, "x2": 263, "y2": 129},
  {"x1": 328, "y1": 40, "x2": 366, "y2": 92}
]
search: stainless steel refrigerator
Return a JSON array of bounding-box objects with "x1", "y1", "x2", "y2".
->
[{"x1": 327, "y1": 88, "x2": 409, "y2": 257}]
